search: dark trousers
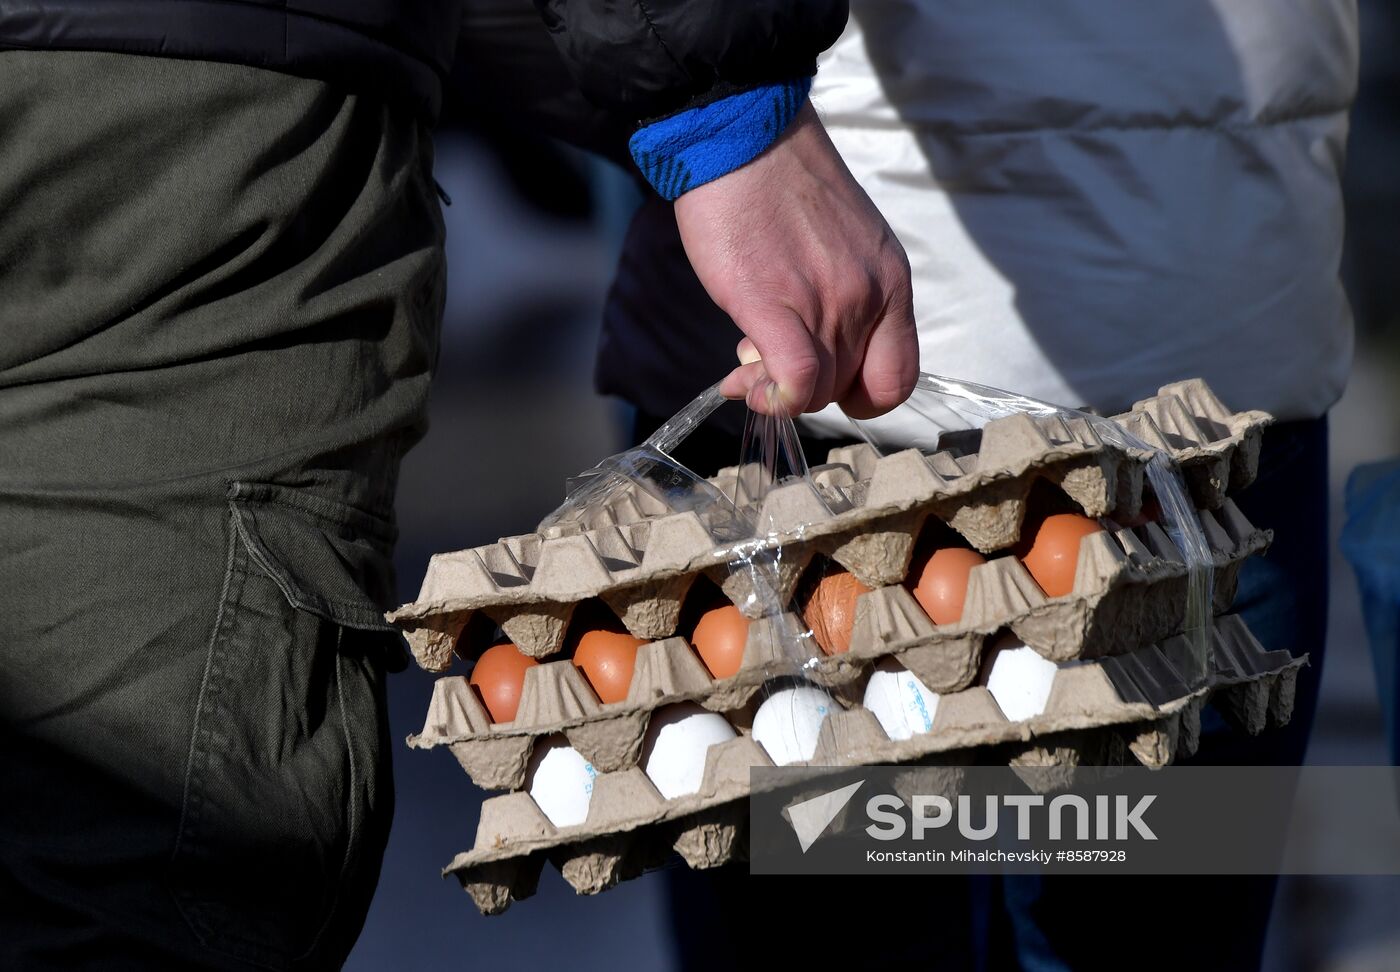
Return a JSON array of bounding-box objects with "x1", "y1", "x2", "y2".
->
[
  {"x1": 0, "y1": 52, "x2": 445, "y2": 970},
  {"x1": 638, "y1": 413, "x2": 1330, "y2": 971}
]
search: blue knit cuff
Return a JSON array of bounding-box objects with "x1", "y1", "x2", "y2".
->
[{"x1": 629, "y1": 77, "x2": 813, "y2": 200}]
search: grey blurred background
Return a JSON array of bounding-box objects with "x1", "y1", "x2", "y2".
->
[{"x1": 347, "y1": 5, "x2": 1400, "y2": 967}]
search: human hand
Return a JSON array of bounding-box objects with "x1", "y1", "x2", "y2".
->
[{"x1": 673, "y1": 102, "x2": 917, "y2": 417}]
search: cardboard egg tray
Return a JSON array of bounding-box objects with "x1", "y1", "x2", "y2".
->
[
  {"x1": 1111, "y1": 379, "x2": 1270, "y2": 510},
  {"x1": 408, "y1": 497, "x2": 1268, "y2": 792},
  {"x1": 441, "y1": 613, "x2": 1301, "y2": 915},
  {"x1": 390, "y1": 379, "x2": 1271, "y2": 674}
]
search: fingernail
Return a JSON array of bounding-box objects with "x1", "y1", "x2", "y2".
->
[
  {"x1": 776, "y1": 384, "x2": 805, "y2": 416},
  {"x1": 738, "y1": 343, "x2": 762, "y2": 365},
  {"x1": 749, "y1": 378, "x2": 779, "y2": 414}
]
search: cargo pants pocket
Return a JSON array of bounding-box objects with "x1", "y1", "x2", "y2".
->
[{"x1": 169, "y1": 483, "x2": 400, "y2": 970}]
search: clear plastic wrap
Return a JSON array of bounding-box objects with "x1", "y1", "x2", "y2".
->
[
  {"x1": 399, "y1": 372, "x2": 1293, "y2": 914},
  {"x1": 539, "y1": 372, "x2": 1216, "y2": 764}
]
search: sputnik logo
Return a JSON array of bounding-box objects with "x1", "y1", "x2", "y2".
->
[{"x1": 783, "y1": 780, "x2": 864, "y2": 852}]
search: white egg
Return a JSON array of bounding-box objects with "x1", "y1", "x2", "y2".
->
[
  {"x1": 526, "y1": 736, "x2": 596, "y2": 827},
  {"x1": 752, "y1": 685, "x2": 835, "y2": 765},
  {"x1": 641, "y1": 702, "x2": 738, "y2": 799},
  {"x1": 985, "y1": 640, "x2": 1058, "y2": 722},
  {"x1": 863, "y1": 658, "x2": 940, "y2": 741}
]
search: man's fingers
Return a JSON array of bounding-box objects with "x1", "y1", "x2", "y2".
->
[
  {"x1": 746, "y1": 374, "x2": 786, "y2": 415},
  {"x1": 720, "y1": 360, "x2": 764, "y2": 400},
  {"x1": 838, "y1": 290, "x2": 919, "y2": 419},
  {"x1": 725, "y1": 341, "x2": 791, "y2": 417},
  {"x1": 719, "y1": 361, "x2": 791, "y2": 416},
  {"x1": 731, "y1": 305, "x2": 823, "y2": 415}
]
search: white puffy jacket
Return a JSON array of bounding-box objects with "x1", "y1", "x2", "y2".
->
[
  {"x1": 800, "y1": 0, "x2": 1357, "y2": 435},
  {"x1": 598, "y1": 0, "x2": 1358, "y2": 430}
]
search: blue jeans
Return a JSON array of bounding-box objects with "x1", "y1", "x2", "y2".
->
[{"x1": 1340, "y1": 459, "x2": 1400, "y2": 766}]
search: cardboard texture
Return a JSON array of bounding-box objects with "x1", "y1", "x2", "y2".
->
[
  {"x1": 408, "y1": 499, "x2": 1268, "y2": 790},
  {"x1": 391, "y1": 378, "x2": 1285, "y2": 916},
  {"x1": 390, "y1": 380, "x2": 1271, "y2": 672},
  {"x1": 443, "y1": 614, "x2": 1301, "y2": 915}
]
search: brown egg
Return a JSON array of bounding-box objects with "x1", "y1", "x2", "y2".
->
[
  {"x1": 573, "y1": 628, "x2": 645, "y2": 704},
  {"x1": 469, "y1": 641, "x2": 539, "y2": 724},
  {"x1": 691, "y1": 603, "x2": 750, "y2": 680},
  {"x1": 1020, "y1": 513, "x2": 1104, "y2": 598},
  {"x1": 801, "y1": 568, "x2": 871, "y2": 655},
  {"x1": 907, "y1": 546, "x2": 987, "y2": 625}
]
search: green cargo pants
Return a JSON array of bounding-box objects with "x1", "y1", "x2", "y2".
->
[{"x1": 0, "y1": 52, "x2": 445, "y2": 969}]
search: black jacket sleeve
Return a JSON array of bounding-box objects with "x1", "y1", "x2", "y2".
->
[{"x1": 532, "y1": 0, "x2": 848, "y2": 120}]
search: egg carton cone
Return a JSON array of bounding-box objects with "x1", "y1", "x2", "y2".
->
[
  {"x1": 389, "y1": 381, "x2": 1270, "y2": 673},
  {"x1": 1003, "y1": 725, "x2": 1137, "y2": 794},
  {"x1": 409, "y1": 499, "x2": 1267, "y2": 792},
  {"x1": 1112, "y1": 379, "x2": 1271, "y2": 510},
  {"x1": 440, "y1": 614, "x2": 1302, "y2": 914}
]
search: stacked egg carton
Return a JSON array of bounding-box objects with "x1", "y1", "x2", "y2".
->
[
  {"x1": 390, "y1": 380, "x2": 1296, "y2": 914},
  {"x1": 395, "y1": 379, "x2": 1266, "y2": 670},
  {"x1": 429, "y1": 616, "x2": 1298, "y2": 912}
]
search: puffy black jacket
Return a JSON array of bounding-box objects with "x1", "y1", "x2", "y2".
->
[
  {"x1": 533, "y1": 0, "x2": 846, "y2": 119},
  {"x1": 0, "y1": 0, "x2": 847, "y2": 122}
]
